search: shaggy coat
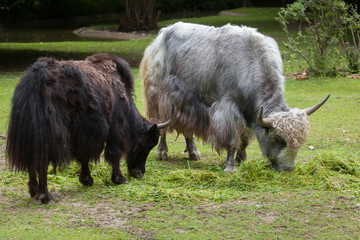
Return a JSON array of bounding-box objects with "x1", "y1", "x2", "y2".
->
[
  {"x1": 7, "y1": 53, "x2": 160, "y2": 204},
  {"x1": 140, "y1": 22, "x2": 328, "y2": 172}
]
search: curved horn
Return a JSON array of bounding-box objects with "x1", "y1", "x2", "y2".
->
[
  {"x1": 303, "y1": 94, "x2": 330, "y2": 116},
  {"x1": 258, "y1": 107, "x2": 274, "y2": 128},
  {"x1": 157, "y1": 115, "x2": 175, "y2": 129}
]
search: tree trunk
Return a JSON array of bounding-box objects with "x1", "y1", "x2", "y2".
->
[{"x1": 120, "y1": 0, "x2": 160, "y2": 31}]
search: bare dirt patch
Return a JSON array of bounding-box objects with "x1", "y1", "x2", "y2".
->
[
  {"x1": 56, "y1": 199, "x2": 156, "y2": 239},
  {"x1": 73, "y1": 27, "x2": 148, "y2": 41},
  {"x1": 60, "y1": 200, "x2": 132, "y2": 229},
  {"x1": 218, "y1": 11, "x2": 248, "y2": 16}
]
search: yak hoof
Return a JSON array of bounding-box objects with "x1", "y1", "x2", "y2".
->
[
  {"x1": 28, "y1": 186, "x2": 39, "y2": 198},
  {"x1": 79, "y1": 175, "x2": 94, "y2": 186},
  {"x1": 32, "y1": 193, "x2": 55, "y2": 205},
  {"x1": 223, "y1": 165, "x2": 238, "y2": 173},
  {"x1": 112, "y1": 174, "x2": 127, "y2": 185},
  {"x1": 157, "y1": 150, "x2": 168, "y2": 161},
  {"x1": 188, "y1": 150, "x2": 201, "y2": 161}
]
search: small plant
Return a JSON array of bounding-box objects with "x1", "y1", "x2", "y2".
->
[
  {"x1": 277, "y1": 0, "x2": 360, "y2": 76},
  {"x1": 332, "y1": 3, "x2": 360, "y2": 73}
]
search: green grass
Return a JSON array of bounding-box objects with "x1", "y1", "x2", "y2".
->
[
  {"x1": 0, "y1": 39, "x2": 153, "y2": 72},
  {"x1": 0, "y1": 7, "x2": 359, "y2": 240},
  {"x1": 159, "y1": 8, "x2": 283, "y2": 35}
]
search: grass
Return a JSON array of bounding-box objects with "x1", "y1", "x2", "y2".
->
[
  {"x1": 0, "y1": 39, "x2": 152, "y2": 72},
  {"x1": 0, "y1": 7, "x2": 360, "y2": 239}
]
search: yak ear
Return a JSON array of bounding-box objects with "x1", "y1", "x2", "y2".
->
[{"x1": 147, "y1": 124, "x2": 158, "y2": 136}]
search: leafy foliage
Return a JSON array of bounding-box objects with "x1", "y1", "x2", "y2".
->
[
  {"x1": 0, "y1": 0, "x2": 123, "y2": 22},
  {"x1": 157, "y1": 0, "x2": 243, "y2": 12},
  {"x1": 277, "y1": 0, "x2": 360, "y2": 76}
]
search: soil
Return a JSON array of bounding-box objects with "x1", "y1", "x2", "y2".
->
[
  {"x1": 73, "y1": 27, "x2": 149, "y2": 41},
  {"x1": 218, "y1": 11, "x2": 248, "y2": 16}
]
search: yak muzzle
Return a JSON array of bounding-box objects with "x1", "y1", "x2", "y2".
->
[{"x1": 129, "y1": 168, "x2": 145, "y2": 179}]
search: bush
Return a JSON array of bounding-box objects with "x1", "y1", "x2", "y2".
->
[
  {"x1": 277, "y1": 0, "x2": 360, "y2": 76},
  {"x1": 157, "y1": 0, "x2": 243, "y2": 12},
  {"x1": 0, "y1": 0, "x2": 124, "y2": 22}
]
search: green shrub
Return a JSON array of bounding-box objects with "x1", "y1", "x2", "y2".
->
[
  {"x1": 0, "y1": 0, "x2": 124, "y2": 22},
  {"x1": 277, "y1": 0, "x2": 360, "y2": 76},
  {"x1": 157, "y1": 0, "x2": 243, "y2": 12}
]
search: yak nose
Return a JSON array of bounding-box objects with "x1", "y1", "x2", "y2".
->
[
  {"x1": 275, "y1": 165, "x2": 295, "y2": 172},
  {"x1": 130, "y1": 169, "x2": 143, "y2": 179},
  {"x1": 271, "y1": 161, "x2": 295, "y2": 172}
]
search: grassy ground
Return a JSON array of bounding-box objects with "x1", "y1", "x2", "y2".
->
[{"x1": 0, "y1": 8, "x2": 360, "y2": 239}]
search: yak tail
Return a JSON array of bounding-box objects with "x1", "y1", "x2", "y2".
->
[
  {"x1": 6, "y1": 59, "x2": 71, "y2": 172},
  {"x1": 162, "y1": 75, "x2": 210, "y2": 139}
]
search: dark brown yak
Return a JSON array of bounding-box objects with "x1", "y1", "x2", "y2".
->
[{"x1": 6, "y1": 53, "x2": 171, "y2": 204}]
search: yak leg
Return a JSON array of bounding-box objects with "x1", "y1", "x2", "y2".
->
[
  {"x1": 157, "y1": 132, "x2": 168, "y2": 161},
  {"x1": 110, "y1": 159, "x2": 127, "y2": 185},
  {"x1": 236, "y1": 133, "x2": 252, "y2": 163},
  {"x1": 223, "y1": 146, "x2": 238, "y2": 173},
  {"x1": 105, "y1": 139, "x2": 127, "y2": 185},
  {"x1": 236, "y1": 142, "x2": 249, "y2": 163},
  {"x1": 185, "y1": 136, "x2": 201, "y2": 160},
  {"x1": 79, "y1": 159, "x2": 94, "y2": 186},
  {"x1": 36, "y1": 164, "x2": 54, "y2": 204},
  {"x1": 28, "y1": 168, "x2": 39, "y2": 198}
]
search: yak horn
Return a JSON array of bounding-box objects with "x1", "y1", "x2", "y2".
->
[
  {"x1": 157, "y1": 115, "x2": 175, "y2": 129},
  {"x1": 303, "y1": 94, "x2": 330, "y2": 116},
  {"x1": 258, "y1": 107, "x2": 274, "y2": 128}
]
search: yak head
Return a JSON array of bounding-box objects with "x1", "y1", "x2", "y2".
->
[
  {"x1": 126, "y1": 117, "x2": 173, "y2": 179},
  {"x1": 258, "y1": 95, "x2": 329, "y2": 171}
]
